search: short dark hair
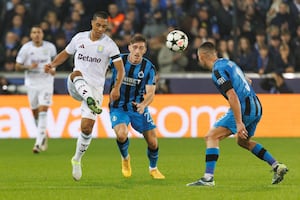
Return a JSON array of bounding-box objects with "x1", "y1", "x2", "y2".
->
[
  {"x1": 30, "y1": 25, "x2": 43, "y2": 33},
  {"x1": 198, "y1": 41, "x2": 216, "y2": 54},
  {"x1": 31, "y1": 25, "x2": 42, "y2": 30},
  {"x1": 93, "y1": 11, "x2": 108, "y2": 20},
  {"x1": 130, "y1": 34, "x2": 147, "y2": 45}
]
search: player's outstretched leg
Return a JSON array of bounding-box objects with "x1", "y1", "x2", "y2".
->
[
  {"x1": 250, "y1": 143, "x2": 288, "y2": 184},
  {"x1": 272, "y1": 163, "x2": 288, "y2": 184}
]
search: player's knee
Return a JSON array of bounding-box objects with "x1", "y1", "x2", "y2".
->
[
  {"x1": 38, "y1": 106, "x2": 48, "y2": 112},
  {"x1": 148, "y1": 140, "x2": 158, "y2": 150},
  {"x1": 115, "y1": 130, "x2": 128, "y2": 142},
  {"x1": 204, "y1": 134, "x2": 215, "y2": 142},
  {"x1": 81, "y1": 126, "x2": 93, "y2": 135},
  {"x1": 117, "y1": 133, "x2": 128, "y2": 143},
  {"x1": 70, "y1": 71, "x2": 83, "y2": 81},
  {"x1": 204, "y1": 135, "x2": 209, "y2": 142}
]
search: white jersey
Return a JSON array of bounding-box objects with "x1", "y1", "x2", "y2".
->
[
  {"x1": 16, "y1": 41, "x2": 57, "y2": 87},
  {"x1": 65, "y1": 31, "x2": 121, "y2": 89}
]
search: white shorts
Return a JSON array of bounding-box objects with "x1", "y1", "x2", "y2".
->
[
  {"x1": 67, "y1": 75, "x2": 103, "y2": 120},
  {"x1": 26, "y1": 85, "x2": 53, "y2": 109}
]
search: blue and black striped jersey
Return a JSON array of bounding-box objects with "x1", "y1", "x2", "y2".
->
[
  {"x1": 212, "y1": 58, "x2": 256, "y2": 100},
  {"x1": 212, "y1": 58, "x2": 262, "y2": 117},
  {"x1": 109, "y1": 53, "x2": 157, "y2": 111}
]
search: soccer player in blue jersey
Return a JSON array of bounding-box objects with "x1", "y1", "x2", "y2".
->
[
  {"x1": 109, "y1": 34, "x2": 165, "y2": 179},
  {"x1": 187, "y1": 42, "x2": 288, "y2": 186}
]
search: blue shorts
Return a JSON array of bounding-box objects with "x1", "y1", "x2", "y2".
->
[
  {"x1": 214, "y1": 109, "x2": 261, "y2": 137},
  {"x1": 110, "y1": 107, "x2": 156, "y2": 133}
]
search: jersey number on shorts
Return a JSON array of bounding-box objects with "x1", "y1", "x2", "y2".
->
[{"x1": 144, "y1": 111, "x2": 154, "y2": 125}]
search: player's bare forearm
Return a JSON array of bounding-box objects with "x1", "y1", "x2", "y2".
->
[
  {"x1": 227, "y1": 89, "x2": 242, "y2": 124},
  {"x1": 133, "y1": 96, "x2": 153, "y2": 114},
  {"x1": 15, "y1": 63, "x2": 38, "y2": 71},
  {"x1": 133, "y1": 85, "x2": 155, "y2": 114},
  {"x1": 142, "y1": 85, "x2": 155, "y2": 107},
  {"x1": 226, "y1": 89, "x2": 248, "y2": 138},
  {"x1": 45, "y1": 50, "x2": 70, "y2": 73},
  {"x1": 109, "y1": 59, "x2": 124, "y2": 101},
  {"x1": 113, "y1": 59, "x2": 125, "y2": 90},
  {"x1": 110, "y1": 87, "x2": 120, "y2": 101}
]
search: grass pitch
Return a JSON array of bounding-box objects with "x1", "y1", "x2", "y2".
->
[{"x1": 0, "y1": 138, "x2": 299, "y2": 200}]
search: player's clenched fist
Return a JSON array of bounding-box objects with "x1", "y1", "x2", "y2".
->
[{"x1": 44, "y1": 63, "x2": 56, "y2": 75}]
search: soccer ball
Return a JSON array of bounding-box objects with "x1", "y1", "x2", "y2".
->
[{"x1": 166, "y1": 30, "x2": 188, "y2": 52}]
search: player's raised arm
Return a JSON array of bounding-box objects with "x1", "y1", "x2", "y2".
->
[{"x1": 45, "y1": 50, "x2": 70, "y2": 73}]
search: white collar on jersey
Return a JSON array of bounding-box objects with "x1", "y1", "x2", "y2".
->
[{"x1": 89, "y1": 31, "x2": 105, "y2": 41}]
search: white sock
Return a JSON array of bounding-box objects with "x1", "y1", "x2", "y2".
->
[
  {"x1": 35, "y1": 111, "x2": 47, "y2": 146},
  {"x1": 73, "y1": 76, "x2": 92, "y2": 101},
  {"x1": 73, "y1": 133, "x2": 92, "y2": 162},
  {"x1": 204, "y1": 173, "x2": 213, "y2": 179}
]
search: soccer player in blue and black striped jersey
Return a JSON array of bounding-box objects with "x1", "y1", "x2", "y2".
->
[
  {"x1": 187, "y1": 42, "x2": 288, "y2": 186},
  {"x1": 109, "y1": 34, "x2": 165, "y2": 179}
]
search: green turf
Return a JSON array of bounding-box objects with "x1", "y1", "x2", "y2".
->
[{"x1": 0, "y1": 138, "x2": 299, "y2": 200}]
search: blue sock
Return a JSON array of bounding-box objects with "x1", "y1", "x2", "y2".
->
[
  {"x1": 147, "y1": 147, "x2": 159, "y2": 168},
  {"x1": 116, "y1": 138, "x2": 129, "y2": 159},
  {"x1": 251, "y1": 143, "x2": 276, "y2": 166},
  {"x1": 205, "y1": 148, "x2": 219, "y2": 175}
]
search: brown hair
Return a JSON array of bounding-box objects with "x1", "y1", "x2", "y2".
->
[{"x1": 130, "y1": 34, "x2": 147, "y2": 45}]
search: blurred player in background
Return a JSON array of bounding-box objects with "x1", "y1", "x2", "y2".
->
[
  {"x1": 187, "y1": 42, "x2": 288, "y2": 186},
  {"x1": 16, "y1": 25, "x2": 57, "y2": 153},
  {"x1": 109, "y1": 34, "x2": 165, "y2": 179},
  {"x1": 44, "y1": 11, "x2": 125, "y2": 181}
]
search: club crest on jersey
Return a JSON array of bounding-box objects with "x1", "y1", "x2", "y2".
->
[
  {"x1": 112, "y1": 115, "x2": 117, "y2": 121},
  {"x1": 138, "y1": 71, "x2": 144, "y2": 78},
  {"x1": 43, "y1": 49, "x2": 48, "y2": 55},
  {"x1": 97, "y1": 45, "x2": 104, "y2": 53}
]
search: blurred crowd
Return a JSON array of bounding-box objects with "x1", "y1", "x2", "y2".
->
[{"x1": 1, "y1": 0, "x2": 299, "y2": 93}]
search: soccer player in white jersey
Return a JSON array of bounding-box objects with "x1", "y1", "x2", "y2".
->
[
  {"x1": 44, "y1": 11, "x2": 125, "y2": 181},
  {"x1": 16, "y1": 25, "x2": 57, "y2": 153}
]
